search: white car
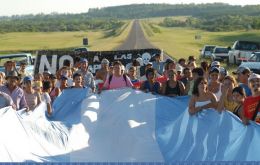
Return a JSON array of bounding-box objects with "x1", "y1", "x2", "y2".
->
[
  {"x1": 239, "y1": 52, "x2": 260, "y2": 74},
  {"x1": 211, "y1": 46, "x2": 229, "y2": 61},
  {"x1": 200, "y1": 45, "x2": 216, "y2": 59}
]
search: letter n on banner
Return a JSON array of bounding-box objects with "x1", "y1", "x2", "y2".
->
[{"x1": 39, "y1": 55, "x2": 57, "y2": 74}]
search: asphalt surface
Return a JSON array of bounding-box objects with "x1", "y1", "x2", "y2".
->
[
  {"x1": 115, "y1": 20, "x2": 171, "y2": 61},
  {"x1": 115, "y1": 20, "x2": 156, "y2": 50}
]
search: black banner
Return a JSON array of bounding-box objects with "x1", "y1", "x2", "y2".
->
[{"x1": 35, "y1": 49, "x2": 161, "y2": 75}]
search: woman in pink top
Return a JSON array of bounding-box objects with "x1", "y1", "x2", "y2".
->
[{"x1": 100, "y1": 61, "x2": 133, "y2": 93}]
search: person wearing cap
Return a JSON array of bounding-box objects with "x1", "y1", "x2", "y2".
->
[
  {"x1": 96, "y1": 58, "x2": 110, "y2": 83},
  {"x1": 232, "y1": 66, "x2": 252, "y2": 96},
  {"x1": 0, "y1": 70, "x2": 27, "y2": 110},
  {"x1": 152, "y1": 53, "x2": 164, "y2": 75},
  {"x1": 42, "y1": 70, "x2": 51, "y2": 82},
  {"x1": 18, "y1": 61, "x2": 30, "y2": 80},
  {"x1": 208, "y1": 67, "x2": 222, "y2": 101},
  {"x1": 57, "y1": 66, "x2": 74, "y2": 87},
  {"x1": 23, "y1": 76, "x2": 41, "y2": 111},
  {"x1": 219, "y1": 67, "x2": 228, "y2": 83},
  {"x1": 75, "y1": 58, "x2": 95, "y2": 92},
  {"x1": 175, "y1": 64, "x2": 183, "y2": 80}
]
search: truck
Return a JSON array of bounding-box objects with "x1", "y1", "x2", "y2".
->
[
  {"x1": 0, "y1": 53, "x2": 35, "y2": 76},
  {"x1": 228, "y1": 40, "x2": 260, "y2": 65}
]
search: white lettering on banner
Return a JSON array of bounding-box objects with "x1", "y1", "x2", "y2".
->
[
  {"x1": 39, "y1": 55, "x2": 57, "y2": 74},
  {"x1": 88, "y1": 64, "x2": 101, "y2": 73},
  {"x1": 114, "y1": 54, "x2": 132, "y2": 60},
  {"x1": 59, "y1": 55, "x2": 74, "y2": 69},
  {"x1": 93, "y1": 56, "x2": 100, "y2": 63}
]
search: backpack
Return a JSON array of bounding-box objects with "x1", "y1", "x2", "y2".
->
[{"x1": 108, "y1": 74, "x2": 128, "y2": 86}]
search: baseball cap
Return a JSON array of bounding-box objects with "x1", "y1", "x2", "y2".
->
[
  {"x1": 80, "y1": 58, "x2": 88, "y2": 63},
  {"x1": 147, "y1": 62, "x2": 153, "y2": 66},
  {"x1": 209, "y1": 67, "x2": 220, "y2": 74},
  {"x1": 219, "y1": 67, "x2": 228, "y2": 76},
  {"x1": 23, "y1": 76, "x2": 33, "y2": 82},
  {"x1": 60, "y1": 75, "x2": 68, "y2": 80},
  {"x1": 176, "y1": 64, "x2": 183, "y2": 72},
  {"x1": 43, "y1": 70, "x2": 51, "y2": 75},
  {"x1": 33, "y1": 81, "x2": 42, "y2": 89},
  {"x1": 248, "y1": 73, "x2": 260, "y2": 82},
  {"x1": 101, "y1": 58, "x2": 109, "y2": 65},
  {"x1": 232, "y1": 66, "x2": 251, "y2": 75},
  {"x1": 211, "y1": 61, "x2": 220, "y2": 67}
]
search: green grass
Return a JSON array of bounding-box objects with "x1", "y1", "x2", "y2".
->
[
  {"x1": 0, "y1": 21, "x2": 132, "y2": 53},
  {"x1": 141, "y1": 20, "x2": 260, "y2": 60},
  {"x1": 141, "y1": 19, "x2": 260, "y2": 72}
]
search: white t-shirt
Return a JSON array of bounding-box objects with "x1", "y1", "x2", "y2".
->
[{"x1": 42, "y1": 92, "x2": 51, "y2": 104}]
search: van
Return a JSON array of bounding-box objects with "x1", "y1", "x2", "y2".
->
[{"x1": 228, "y1": 40, "x2": 260, "y2": 65}]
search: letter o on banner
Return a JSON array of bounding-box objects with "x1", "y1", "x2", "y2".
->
[{"x1": 59, "y1": 55, "x2": 74, "y2": 69}]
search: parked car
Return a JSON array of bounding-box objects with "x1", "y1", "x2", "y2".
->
[
  {"x1": 228, "y1": 40, "x2": 260, "y2": 65},
  {"x1": 0, "y1": 53, "x2": 34, "y2": 75},
  {"x1": 211, "y1": 46, "x2": 229, "y2": 61},
  {"x1": 200, "y1": 45, "x2": 216, "y2": 59},
  {"x1": 74, "y1": 47, "x2": 88, "y2": 54},
  {"x1": 239, "y1": 52, "x2": 260, "y2": 74}
]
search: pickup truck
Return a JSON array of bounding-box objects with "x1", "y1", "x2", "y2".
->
[
  {"x1": 239, "y1": 52, "x2": 260, "y2": 74},
  {"x1": 0, "y1": 53, "x2": 34, "y2": 76},
  {"x1": 228, "y1": 40, "x2": 260, "y2": 65}
]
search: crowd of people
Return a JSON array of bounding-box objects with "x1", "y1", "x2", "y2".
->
[{"x1": 0, "y1": 53, "x2": 259, "y2": 125}]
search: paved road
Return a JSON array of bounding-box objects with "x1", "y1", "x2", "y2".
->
[
  {"x1": 115, "y1": 20, "x2": 155, "y2": 50},
  {"x1": 115, "y1": 20, "x2": 171, "y2": 61}
]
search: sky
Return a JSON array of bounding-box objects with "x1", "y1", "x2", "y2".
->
[{"x1": 0, "y1": 0, "x2": 260, "y2": 16}]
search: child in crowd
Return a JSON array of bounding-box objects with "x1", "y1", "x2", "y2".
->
[{"x1": 42, "y1": 81, "x2": 52, "y2": 117}]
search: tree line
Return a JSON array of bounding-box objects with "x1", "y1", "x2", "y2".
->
[
  {"x1": 0, "y1": 13, "x2": 124, "y2": 33},
  {"x1": 1, "y1": 3, "x2": 260, "y2": 32},
  {"x1": 160, "y1": 15, "x2": 260, "y2": 31}
]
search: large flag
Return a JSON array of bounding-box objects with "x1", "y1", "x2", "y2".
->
[{"x1": 0, "y1": 88, "x2": 260, "y2": 162}]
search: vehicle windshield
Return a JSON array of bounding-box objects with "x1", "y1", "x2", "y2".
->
[
  {"x1": 205, "y1": 46, "x2": 215, "y2": 51},
  {"x1": 235, "y1": 41, "x2": 260, "y2": 51},
  {"x1": 215, "y1": 48, "x2": 228, "y2": 53},
  {"x1": 249, "y1": 53, "x2": 260, "y2": 62},
  {"x1": 0, "y1": 55, "x2": 29, "y2": 67}
]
